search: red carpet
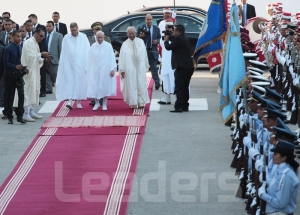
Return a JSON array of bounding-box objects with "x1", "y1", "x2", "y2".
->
[{"x1": 0, "y1": 75, "x2": 153, "y2": 215}]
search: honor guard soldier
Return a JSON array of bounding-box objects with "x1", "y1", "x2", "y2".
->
[{"x1": 89, "y1": 22, "x2": 111, "y2": 45}]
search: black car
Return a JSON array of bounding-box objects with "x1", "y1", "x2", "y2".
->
[
  {"x1": 80, "y1": 11, "x2": 205, "y2": 64},
  {"x1": 134, "y1": 5, "x2": 207, "y2": 16}
]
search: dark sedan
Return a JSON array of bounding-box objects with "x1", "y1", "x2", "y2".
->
[
  {"x1": 134, "y1": 5, "x2": 207, "y2": 16},
  {"x1": 80, "y1": 11, "x2": 205, "y2": 64}
]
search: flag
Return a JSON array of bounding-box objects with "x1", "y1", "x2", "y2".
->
[
  {"x1": 219, "y1": 3, "x2": 247, "y2": 123},
  {"x1": 193, "y1": 0, "x2": 227, "y2": 62}
]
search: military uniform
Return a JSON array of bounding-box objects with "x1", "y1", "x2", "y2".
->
[{"x1": 88, "y1": 22, "x2": 111, "y2": 45}]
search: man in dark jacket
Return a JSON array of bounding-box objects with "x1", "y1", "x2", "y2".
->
[{"x1": 164, "y1": 24, "x2": 194, "y2": 112}]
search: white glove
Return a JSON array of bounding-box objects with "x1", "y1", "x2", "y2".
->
[
  {"x1": 249, "y1": 147, "x2": 260, "y2": 160},
  {"x1": 259, "y1": 172, "x2": 263, "y2": 183},
  {"x1": 291, "y1": 73, "x2": 296, "y2": 79},
  {"x1": 293, "y1": 78, "x2": 299, "y2": 86},
  {"x1": 250, "y1": 197, "x2": 257, "y2": 207},
  {"x1": 256, "y1": 208, "x2": 261, "y2": 215},
  {"x1": 255, "y1": 159, "x2": 263, "y2": 172},
  {"x1": 286, "y1": 58, "x2": 291, "y2": 66},
  {"x1": 243, "y1": 113, "x2": 248, "y2": 124},
  {"x1": 258, "y1": 182, "x2": 266, "y2": 197},
  {"x1": 237, "y1": 149, "x2": 242, "y2": 158},
  {"x1": 246, "y1": 183, "x2": 253, "y2": 192},
  {"x1": 243, "y1": 136, "x2": 250, "y2": 147},
  {"x1": 289, "y1": 65, "x2": 294, "y2": 74},
  {"x1": 239, "y1": 170, "x2": 244, "y2": 180}
]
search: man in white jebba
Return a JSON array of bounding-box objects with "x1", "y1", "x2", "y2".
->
[
  {"x1": 158, "y1": 8, "x2": 175, "y2": 105},
  {"x1": 55, "y1": 22, "x2": 90, "y2": 109},
  {"x1": 118, "y1": 26, "x2": 150, "y2": 109},
  {"x1": 20, "y1": 28, "x2": 51, "y2": 122},
  {"x1": 86, "y1": 31, "x2": 117, "y2": 111}
]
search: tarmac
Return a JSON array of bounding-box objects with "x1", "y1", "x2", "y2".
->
[{"x1": 0, "y1": 70, "x2": 299, "y2": 215}]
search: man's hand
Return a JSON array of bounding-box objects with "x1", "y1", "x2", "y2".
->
[
  {"x1": 45, "y1": 57, "x2": 51, "y2": 62},
  {"x1": 139, "y1": 32, "x2": 145, "y2": 38},
  {"x1": 121, "y1": 71, "x2": 125, "y2": 78},
  {"x1": 152, "y1": 40, "x2": 158, "y2": 45},
  {"x1": 26, "y1": 69, "x2": 29, "y2": 74},
  {"x1": 110, "y1": 71, "x2": 115, "y2": 77},
  {"x1": 15, "y1": 65, "x2": 23, "y2": 70},
  {"x1": 41, "y1": 52, "x2": 50, "y2": 58},
  {"x1": 164, "y1": 35, "x2": 169, "y2": 41}
]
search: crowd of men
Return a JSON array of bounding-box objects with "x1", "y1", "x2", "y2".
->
[
  {"x1": 230, "y1": 1, "x2": 300, "y2": 214},
  {"x1": 0, "y1": 8, "x2": 194, "y2": 124}
]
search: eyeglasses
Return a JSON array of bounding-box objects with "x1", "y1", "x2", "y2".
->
[{"x1": 3, "y1": 17, "x2": 9, "y2": 19}]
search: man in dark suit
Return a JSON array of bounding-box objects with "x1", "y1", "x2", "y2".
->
[
  {"x1": 28, "y1": 14, "x2": 47, "y2": 97},
  {"x1": 45, "y1": 21, "x2": 63, "y2": 94},
  {"x1": 52, "y1": 12, "x2": 68, "y2": 37},
  {"x1": 164, "y1": 24, "x2": 194, "y2": 113},
  {"x1": 238, "y1": 0, "x2": 256, "y2": 26},
  {"x1": 137, "y1": 14, "x2": 161, "y2": 90}
]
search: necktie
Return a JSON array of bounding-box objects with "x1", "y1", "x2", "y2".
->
[
  {"x1": 243, "y1": 5, "x2": 247, "y2": 24},
  {"x1": 146, "y1": 26, "x2": 151, "y2": 48},
  {"x1": 55, "y1": 23, "x2": 59, "y2": 32},
  {"x1": 46, "y1": 33, "x2": 50, "y2": 51},
  {"x1": 5, "y1": 32, "x2": 9, "y2": 45},
  {"x1": 28, "y1": 32, "x2": 31, "y2": 39},
  {"x1": 33, "y1": 26, "x2": 36, "y2": 31}
]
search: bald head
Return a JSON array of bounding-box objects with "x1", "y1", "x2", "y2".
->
[
  {"x1": 145, "y1": 14, "x2": 153, "y2": 27},
  {"x1": 96, "y1": 31, "x2": 105, "y2": 44}
]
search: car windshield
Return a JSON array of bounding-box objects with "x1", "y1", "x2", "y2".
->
[{"x1": 191, "y1": 14, "x2": 205, "y2": 23}]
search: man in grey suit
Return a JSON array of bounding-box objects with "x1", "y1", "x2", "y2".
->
[
  {"x1": 137, "y1": 14, "x2": 161, "y2": 90},
  {"x1": 0, "y1": 19, "x2": 13, "y2": 46},
  {"x1": 45, "y1": 21, "x2": 63, "y2": 94}
]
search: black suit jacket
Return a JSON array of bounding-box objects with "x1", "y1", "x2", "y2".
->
[
  {"x1": 57, "y1": 22, "x2": 68, "y2": 37},
  {"x1": 164, "y1": 34, "x2": 194, "y2": 70},
  {"x1": 238, "y1": 4, "x2": 256, "y2": 25},
  {"x1": 136, "y1": 24, "x2": 161, "y2": 59},
  {"x1": 36, "y1": 23, "x2": 47, "y2": 52}
]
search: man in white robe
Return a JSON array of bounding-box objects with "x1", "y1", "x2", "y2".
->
[
  {"x1": 20, "y1": 28, "x2": 51, "y2": 122},
  {"x1": 119, "y1": 26, "x2": 150, "y2": 108},
  {"x1": 158, "y1": 8, "x2": 175, "y2": 105},
  {"x1": 55, "y1": 22, "x2": 90, "y2": 109},
  {"x1": 86, "y1": 31, "x2": 117, "y2": 111}
]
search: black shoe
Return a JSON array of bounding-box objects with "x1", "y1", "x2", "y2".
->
[
  {"x1": 155, "y1": 82, "x2": 160, "y2": 90},
  {"x1": 8, "y1": 118, "x2": 13, "y2": 124},
  {"x1": 17, "y1": 117, "x2": 26, "y2": 124},
  {"x1": 182, "y1": 108, "x2": 189, "y2": 112},
  {"x1": 158, "y1": 101, "x2": 171, "y2": 105},
  {"x1": 46, "y1": 91, "x2": 53, "y2": 94},
  {"x1": 295, "y1": 150, "x2": 300, "y2": 154},
  {"x1": 170, "y1": 109, "x2": 183, "y2": 113},
  {"x1": 2, "y1": 115, "x2": 8, "y2": 120},
  {"x1": 39, "y1": 93, "x2": 46, "y2": 97},
  {"x1": 89, "y1": 100, "x2": 95, "y2": 106},
  {"x1": 284, "y1": 119, "x2": 290, "y2": 124},
  {"x1": 99, "y1": 98, "x2": 103, "y2": 105}
]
